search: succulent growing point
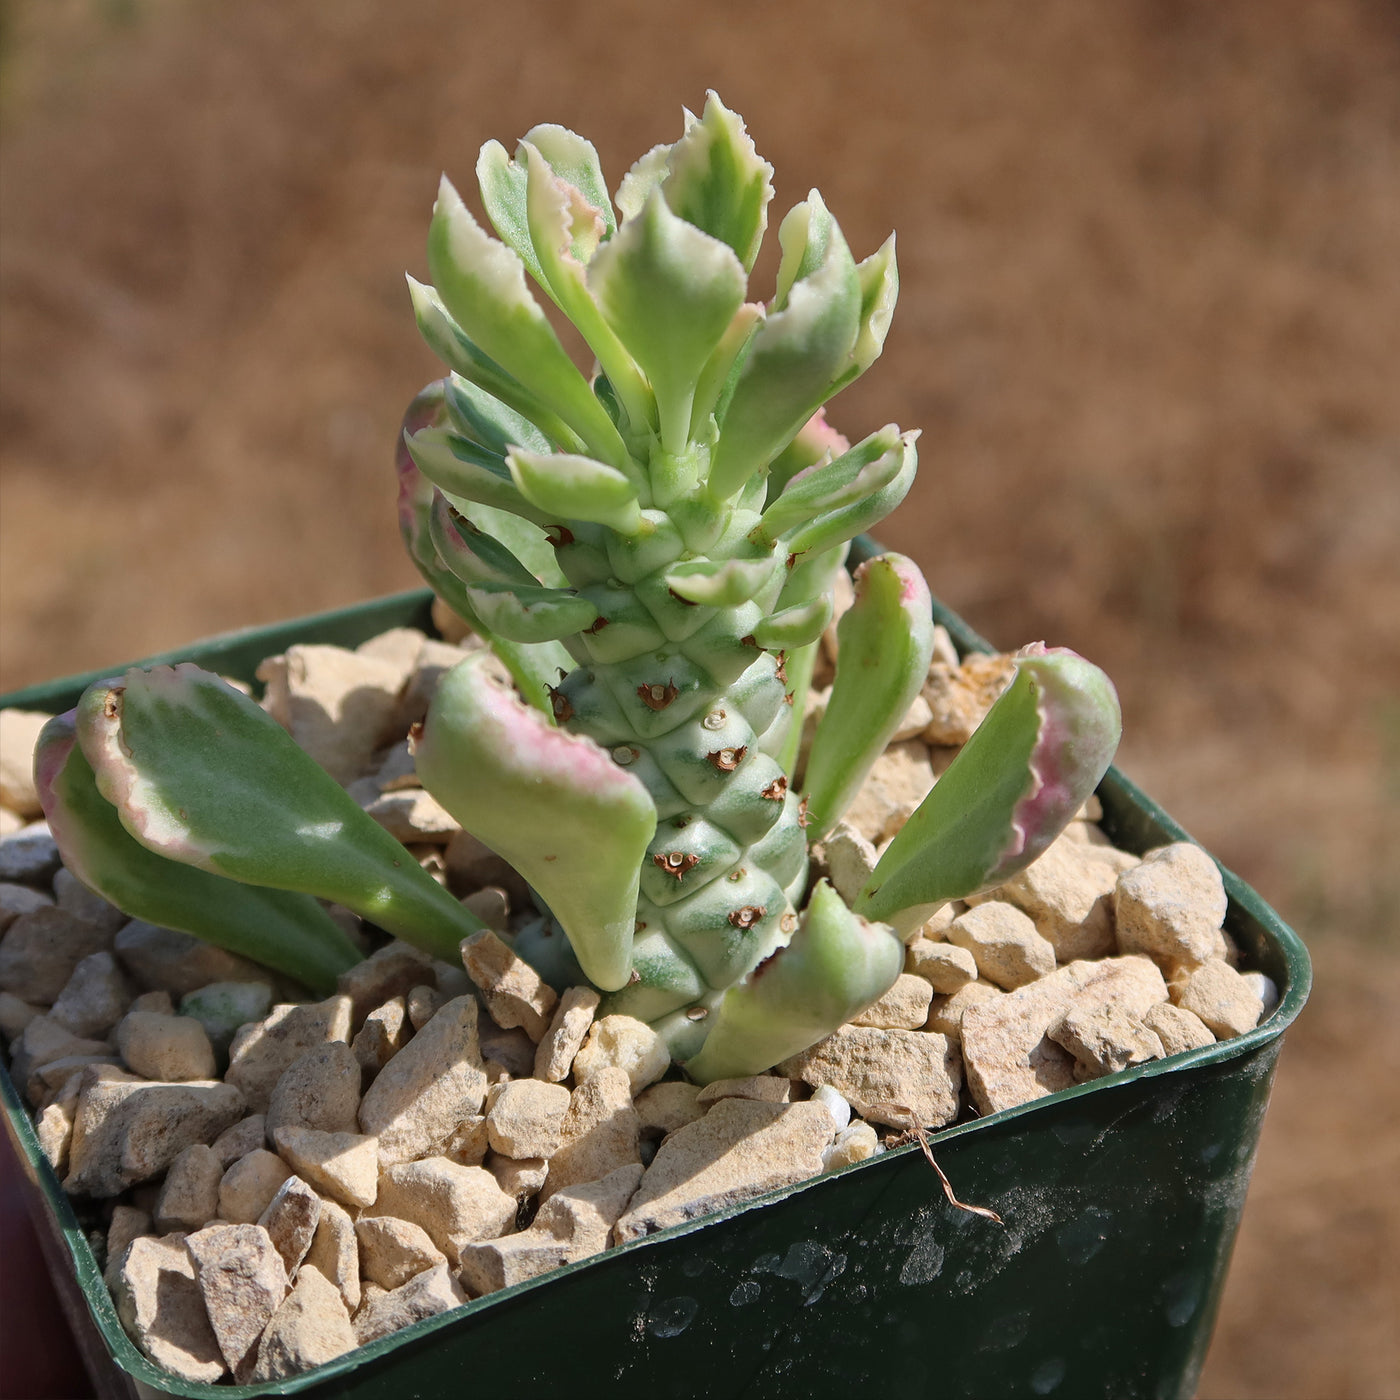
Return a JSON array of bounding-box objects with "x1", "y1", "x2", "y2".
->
[{"x1": 36, "y1": 95, "x2": 1122, "y2": 1083}]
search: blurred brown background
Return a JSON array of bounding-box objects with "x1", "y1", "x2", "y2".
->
[{"x1": 1, "y1": 1, "x2": 1397, "y2": 1394}]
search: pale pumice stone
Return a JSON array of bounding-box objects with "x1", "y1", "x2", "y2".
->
[
  {"x1": 352, "y1": 996, "x2": 410, "y2": 1074},
  {"x1": 614, "y1": 1101, "x2": 834, "y2": 1243},
  {"x1": 823, "y1": 1121, "x2": 881, "y2": 1170},
  {"x1": 250, "y1": 1263, "x2": 358, "y2": 1383},
  {"x1": 0, "y1": 883, "x2": 53, "y2": 937},
  {"x1": 103, "y1": 1204, "x2": 152, "y2": 1288},
  {"x1": 367, "y1": 1158, "x2": 517, "y2": 1265},
  {"x1": 778, "y1": 1027, "x2": 961, "y2": 1130},
  {"x1": 945, "y1": 903, "x2": 1057, "y2": 990},
  {"x1": 905, "y1": 939, "x2": 979, "y2": 994},
  {"x1": 924, "y1": 981, "x2": 1005, "y2": 1044},
  {"x1": 633, "y1": 1080, "x2": 704, "y2": 1136},
  {"x1": 357, "y1": 995, "x2": 488, "y2": 1167},
  {"x1": 821, "y1": 823, "x2": 878, "y2": 906},
  {"x1": 571, "y1": 1015, "x2": 670, "y2": 1096},
  {"x1": 335, "y1": 942, "x2": 436, "y2": 1027},
  {"x1": 694, "y1": 1075, "x2": 795, "y2": 1107},
  {"x1": 112, "y1": 1234, "x2": 225, "y2": 1383},
  {"x1": 351, "y1": 1263, "x2": 466, "y2": 1345},
  {"x1": 265, "y1": 1041, "x2": 361, "y2": 1138},
  {"x1": 1115, "y1": 843, "x2": 1230, "y2": 970},
  {"x1": 533, "y1": 986, "x2": 601, "y2": 1083},
  {"x1": 960, "y1": 955, "x2": 1167, "y2": 1116},
  {"x1": 485, "y1": 1078, "x2": 571, "y2": 1159},
  {"x1": 48, "y1": 952, "x2": 132, "y2": 1039},
  {"x1": 302, "y1": 1197, "x2": 360, "y2": 1314},
  {"x1": 272, "y1": 1125, "x2": 380, "y2": 1210},
  {"x1": 1048, "y1": 1002, "x2": 1165, "y2": 1080},
  {"x1": 1142, "y1": 1003, "x2": 1216, "y2": 1056},
  {"x1": 64, "y1": 1075, "x2": 245, "y2": 1198},
  {"x1": 51, "y1": 867, "x2": 128, "y2": 936},
  {"x1": 217, "y1": 1149, "x2": 293, "y2": 1225},
  {"x1": 460, "y1": 930, "x2": 558, "y2": 1042},
  {"x1": 153, "y1": 1144, "x2": 224, "y2": 1232},
  {"x1": 850, "y1": 974, "x2": 935, "y2": 1030},
  {"x1": 0, "y1": 906, "x2": 111, "y2": 1006},
  {"x1": 363, "y1": 789, "x2": 461, "y2": 844},
  {"x1": 0, "y1": 822, "x2": 60, "y2": 884},
  {"x1": 257, "y1": 1174, "x2": 322, "y2": 1276},
  {"x1": 115, "y1": 1011, "x2": 217, "y2": 1082},
  {"x1": 185, "y1": 1223, "x2": 289, "y2": 1382},
  {"x1": 112, "y1": 921, "x2": 268, "y2": 999},
  {"x1": 224, "y1": 996, "x2": 354, "y2": 1113},
  {"x1": 1174, "y1": 959, "x2": 1264, "y2": 1038},
  {"x1": 255, "y1": 643, "x2": 405, "y2": 785},
  {"x1": 987, "y1": 835, "x2": 1120, "y2": 962},
  {"x1": 354, "y1": 1216, "x2": 447, "y2": 1291},
  {"x1": 0, "y1": 709, "x2": 47, "y2": 816},
  {"x1": 920, "y1": 652, "x2": 1016, "y2": 745},
  {"x1": 537, "y1": 1067, "x2": 642, "y2": 1204}
]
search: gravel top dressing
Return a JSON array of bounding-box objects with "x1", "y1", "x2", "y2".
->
[{"x1": 0, "y1": 617, "x2": 1274, "y2": 1385}]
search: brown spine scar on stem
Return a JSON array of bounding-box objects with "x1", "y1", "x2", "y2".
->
[
  {"x1": 761, "y1": 777, "x2": 788, "y2": 801},
  {"x1": 707, "y1": 745, "x2": 747, "y2": 772},
  {"x1": 653, "y1": 851, "x2": 700, "y2": 881},
  {"x1": 546, "y1": 685, "x2": 574, "y2": 724},
  {"x1": 727, "y1": 905, "x2": 766, "y2": 929},
  {"x1": 638, "y1": 680, "x2": 679, "y2": 711}
]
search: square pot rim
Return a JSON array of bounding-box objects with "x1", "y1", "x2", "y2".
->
[{"x1": 0, "y1": 573, "x2": 1311, "y2": 1398}]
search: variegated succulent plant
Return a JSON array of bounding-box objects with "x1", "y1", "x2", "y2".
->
[{"x1": 35, "y1": 96, "x2": 1121, "y2": 1084}]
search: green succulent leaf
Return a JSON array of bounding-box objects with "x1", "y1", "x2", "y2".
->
[
  {"x1": 395, "y1": 395, "x2": 569, "y2": 713},
  {"x1": 660, "y1": 91, "x2": 773, "y2": 272},
  {"x1": 708, "y1": 206, "x2": 861, "y2": 498},
  {"x1": 521, "y1": 124, "x2": 617, "y2": 240},
  {"x1": 773, "y1": 188, "x2": 839, "y2": 311},
  {"x1": 783, "y1": 432, "x2": 918, "y2": 558},
  {"x1": 427, "y1": 176, "x2": 628, "y2": 468},
  {"x1": 589, "y1": 189, "x2": 747, "y2": 454},
  {"x1": 748, "y1": 594, "x2": 833, "y2": 650},
  {"x1": 683, "y1": 881, "x2": 903, "y2": 1084},
  {"x1": 758, "y1": 423, "x2": 906, "y2": 540},
  {"x1": 520, "y1": 144, "x2": 654, "y2": 434},
  {"x1": 663, "y1": 550, "x2": 779, "y2": 608},
  {"x1": 507, "y1": 447, "x2": 645, "y2": 534},
  {"x1": 615, "y1": 141, "x2": 673, "y2": 222},
  {"x1": 405, "y1": 425, "x2": 552, "y2": 526},
  {"x1": 802, "y1": 553, "x2": 935, "y2": 840},
  {"x1": 74, "y1": 665, "x2": 484, "y2": 961},
  {"x1": 34, "y1": 715, "x2": 360, "y2": 994},
  {"x1": 857, "y1": 648, "x2": 1122, "y2": 933},
  {"x1": 829, "y1": 233, "x2": 898, "y2": 394},
  {"x1": 689, "y1": 301, "x2": 764, "y2": 441},
  {"x1": 415, "y1": 653, "x2": 659, "y2": 991},
  {"x1": 476, "y1": 139, "x2": 546, "y2": 287},
  {"x1": 407, "y1": 277, "x2": 585, "y2": 454},
  {"x1": 428, "y1": 492, "x2": 541, "y2": 589},
  {"x1": 462, "y1": 581, "x2": 600, "y2": 644},
  {"x1": 443, "y1": 374, "x2": 553, "y2": 457}
]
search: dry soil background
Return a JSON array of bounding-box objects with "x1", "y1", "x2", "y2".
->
[{"x1": 1, "y1": 3, "x2": 1398, "y2": 1396}]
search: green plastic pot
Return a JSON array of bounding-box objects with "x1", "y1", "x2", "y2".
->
[{"x1": 0, "y1": 565, "x2": 1311, "y2": 1400}]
